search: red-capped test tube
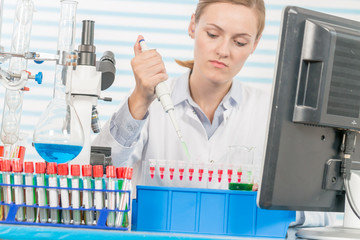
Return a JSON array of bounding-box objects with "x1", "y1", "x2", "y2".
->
[
  {"x1": 122, "y1": 168, "x2": 133, "y2": 228},
  {"x1": 24, "y1": 162, "x2": 35, "y2": 223},
  {"x1": 227, "y1": 169, "x2": 233, "y2": 183},
  {"x1": 82, "y1": 164, "x2": 94, "y2": 225},
  {"x1": 237, "y1": 169, "x2": 243, "y2": 183},
  {"x1": 169, "y1": 167, "x2": 175, "y2": 180},
  {"x1": 106, "y1": 166, "x2": 116, "y2": 227},
  {"x1": 71, "y1": 164, "x2": 81, "y2": 225},
  {"x1": 2, "y1": 160, "x2": 12, "y2": 218},
  {"x1": 208, "y1": 169, "x2": 214, "y2": 182},
  {"x1": 149, "y1": 160, "x2": 155, "y2": 179},
  {"x1": 218, "y1": 169, "x2": 223, "y2": 183},
  {"x1": 93, "y1": 165, "x2": 104, "y2": 223},
  {"x1": 13, "y1": 161, "x2": 24, "y2": 221},
  {"x1": 198, "y1": 168, "x2": 204, "y2": 182},
  {"x1": 189, "y1": 168, "x2": 194, "y2": 181},
  {"x1": 115, "y1": 167, "x2": 125, "y2": 227},
  {"x1": 58, "y1": 163, "x2": 70, "y2": 224},
  {"x1": 35, "y1": 162, "x2": 47, "y2": 223},
  {"x1": 47, "y1": 162, "x2": 59, "y2": 224},
  {"x1": 159, "y1": 166, "x2": 165, "y2": 180}
]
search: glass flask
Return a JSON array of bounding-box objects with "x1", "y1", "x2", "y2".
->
[{"x1": 33, "y1": 0, "x2": 83, "y2": 163}]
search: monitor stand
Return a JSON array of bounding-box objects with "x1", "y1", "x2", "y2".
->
[{"x1": 297, "y1": 170, "x2": 360, "y2": 240}]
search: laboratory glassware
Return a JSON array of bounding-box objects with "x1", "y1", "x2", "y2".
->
[
  {"x1": 35, "y1": 162, "x2": 47, "y2": 223},
  {"x1": 1, "y1": 0, "x2": 34, "y2": 157},
  {"x1": 33, "y1": 0, "x2": 84, "y2": 163}
]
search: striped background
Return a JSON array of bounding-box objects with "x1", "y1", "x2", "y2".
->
[{"x1": 0, "y1": 0, "x2": 359, "y2": 162}]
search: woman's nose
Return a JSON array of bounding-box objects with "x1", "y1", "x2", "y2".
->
[{"x1": 215, "y1": 39, "x2": 230, "y2": 58}]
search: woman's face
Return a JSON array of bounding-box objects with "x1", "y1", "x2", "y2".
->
[{"x1": 189, "y1": 2, "x2": 260, "y2": 85}]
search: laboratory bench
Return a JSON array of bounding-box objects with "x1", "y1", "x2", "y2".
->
[{"x1": 0, "y1": 224, "x2": 296, "y2": 240}]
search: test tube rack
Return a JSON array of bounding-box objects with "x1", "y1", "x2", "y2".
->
[{"x1": 0, "y1": 167, "x2": 132, "y2": 231}]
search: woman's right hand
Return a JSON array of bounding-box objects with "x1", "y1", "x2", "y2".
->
[{"x1": 128, "y1": 35, "x2": 168, "y2": 120}]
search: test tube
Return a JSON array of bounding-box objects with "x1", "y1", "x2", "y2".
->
[
  {"x1": 115, "y1": 167, "x2": 124, "y2": 228},
  {"x1": 70, "y1": 164, "x2": 81, "y2": 225},
  {"x1": 24, "y1": 162, "x2": 35, "y2": 223},
  {"x1": 82, "y1": 164, "x2": 94, "y2": 225},
  {"x1": 0, "y1": 158, "x2": 4, "y2": 221},
  {"x1": 93, "y1": 165, "x2": 104, "y2": 223},
  {"x1": 122, "y1": 168, "x2": 133, "y2": 229},
  {"x1": 237, "y1": 169, "x2": 242, "y2": 183},
  {"x1": 35, "y1": 162, "x2": 48, "y2": 223},
  {"x1": 58, "y1": 163, "x2": 70, "y2": 224},
  {"x1": 178, "y1": 161, "x2": 185, "y2": 181},
  {"x1": 227, "y1": 169, "x2": 233, "y2": 183},
  {"x1": 13, "y1": 161, "x2": 24, "y2": 221},
  {"x1": 106, "y1": 166, "x2": 116, "y2": 227},
  {"x1": 189, "y1": 167, "x2": 194, "y2": 181},
  {"x1": 169, "y1": 167, "x2": 175, "y2": 180},
  {"x1": 2, "y1": 160, "x2": 12, "y2": 219},
  {"x1": 47, "y1": 162, "x2": 59, "y2": 224},
  {"x1": 149, "y1": 160, "x2": 155, "y2": 179},
  {"x1": 218, "y1": 169, "x2": 223, "y2": 183}
]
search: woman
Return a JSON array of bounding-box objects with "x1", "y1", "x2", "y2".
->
[{"x1": 93, "y1": 0, "x2": 269, "y2": 190}]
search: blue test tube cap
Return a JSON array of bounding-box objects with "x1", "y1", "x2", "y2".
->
[{"x1": 35, "y1": 72, "x2": 43, "y2": 84}]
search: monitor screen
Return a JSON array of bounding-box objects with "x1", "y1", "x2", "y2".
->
[{"x1": 257, "y1": 6, "x2": 360, "y2": 212}]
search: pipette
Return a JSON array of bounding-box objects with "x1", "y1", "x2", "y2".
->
[{"x1": 139, "y1": 39, "x2": 191, "y2": 160}]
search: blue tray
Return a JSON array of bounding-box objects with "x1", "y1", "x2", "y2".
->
[{"x1": 132, "y1": 185, "x2": 295, "y2": 238}]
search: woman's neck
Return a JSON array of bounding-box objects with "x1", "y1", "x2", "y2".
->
[{"x1": 189, "y1": 69, "x2": 232, "y2": 123}]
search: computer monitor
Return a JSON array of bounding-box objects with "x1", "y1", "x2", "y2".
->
[{"x1": 257, "y1": 5, "x2": 360, "y2": 220}]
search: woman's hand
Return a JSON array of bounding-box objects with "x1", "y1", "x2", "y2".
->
[
  {"x1": 252, "y1": 183, "x2": 258, "y2": 191},
  {"x1": 128, "y1": 35, "x2": 168, "y2": 120}
]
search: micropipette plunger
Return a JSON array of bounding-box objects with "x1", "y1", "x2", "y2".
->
[{"x1": 138, "y1": 39, "x2": 191, "y2": 160}]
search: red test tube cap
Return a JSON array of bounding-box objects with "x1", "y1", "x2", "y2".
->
[
  {"x1": 13, "y1": 161, "x2": 23, "y2": 172},
  {"x1": 93, "y1": 165, "x2": 104, "y2": 178},
  {"x1": 0, "y1": 159, "x2": 3, "y2": 171},
  {"x1": 24, "y1": 162, "x2": 34, "y2": 173},
  {"x1": 58, "y1": 163, "x2": 69, "y2": 176},
  {"x1": 2, "y1": 160, "x2": 11, "y2": 172},
  {"x1": 46, "y1": 162, "x2": 57, "y2": 175},
  {"x1": 106, "y1": 166, "x2": 116, "y2": 178},
  {"x1": 125, "y1": 167, "x2": 133, "y2": 180},
  {"x1": 116, "y1": 167, "x2": 124, "y2": 179},
  {"x1": 71, "y1": 165, "x2": 80, "y2": 176},
  {"x1": 82, "y1": 165, "x2": 92, "y2": 177},
  {"x1": 0, "y1": 145, "x2": 4, "y2": 157},
  {"x1": 35, "y1": 162, "x2": 46, "y2": 174}
]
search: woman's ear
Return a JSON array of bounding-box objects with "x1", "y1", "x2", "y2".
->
[{"x1": 188, "y1": 14, "x2": 196, "y2": 39}]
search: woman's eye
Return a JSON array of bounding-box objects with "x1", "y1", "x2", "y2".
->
[
  {"x1": 235, "y1": 40, "x2": 247, "y2": 47},
  {"x1": 207, "y1": 32, "x2": 218, "y2": 38}
]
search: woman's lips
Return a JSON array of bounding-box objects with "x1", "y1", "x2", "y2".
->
[{"x1": 209, "y1": 60, "x2": 228, "y2": 68}]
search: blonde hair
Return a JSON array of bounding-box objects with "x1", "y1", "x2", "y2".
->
[{"x1": 176, "y1": 0, "x2": 265, "y2": 69}]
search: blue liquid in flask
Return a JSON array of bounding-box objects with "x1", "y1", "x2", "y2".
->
[{"x1": 34, "y1": 143, "x2": 82, "y2": 163}]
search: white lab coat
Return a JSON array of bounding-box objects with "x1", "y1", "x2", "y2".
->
[{"x1": 93, "y1": 71, "x2": 271, "y2": 190}]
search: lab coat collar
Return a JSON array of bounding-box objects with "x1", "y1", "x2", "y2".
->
[{"x1": 171, "y1": 70, "x2": 242, "y2": 110}]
